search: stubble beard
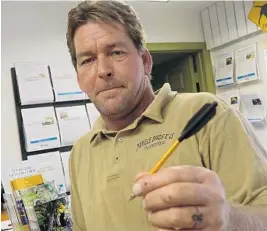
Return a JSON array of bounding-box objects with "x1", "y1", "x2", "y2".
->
[{"x1": 94, "y1": 91, "x2": 135, "y2": 120}]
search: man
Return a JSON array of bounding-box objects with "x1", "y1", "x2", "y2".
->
[{"x1": 66, "y1": 1, "x2": 267, "y2": 230}]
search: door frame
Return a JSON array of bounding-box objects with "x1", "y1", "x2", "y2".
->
[{"x1": 146, "y1": 42, "x2": 215, "y2": 93}]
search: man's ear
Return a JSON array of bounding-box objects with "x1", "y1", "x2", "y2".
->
[{"x1": 140, "y1": 47, "x2": 153, "y2": 77}]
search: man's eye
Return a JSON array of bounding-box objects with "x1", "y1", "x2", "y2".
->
[
  {"x1": 81, "y1": 57, "x2": 95, "y2": 65},
  {"x1": 110, "y1": 51, "x2": 124, "y2": 56}
]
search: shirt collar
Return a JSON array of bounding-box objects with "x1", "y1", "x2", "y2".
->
[
  {"x1": 142, "y1": 83, "x2": 176, "y2": 123},
  {"x1": 89, "y1": 83, "x2": 177, "y2": 144}
]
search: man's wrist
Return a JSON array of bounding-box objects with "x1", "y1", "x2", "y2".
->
[{"x1": 226, "y1": 201, "x2": 267, "y2": 231}]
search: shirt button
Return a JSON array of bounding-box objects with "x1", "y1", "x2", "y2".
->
[
  {"x1": 118, "y1": 137, "x2": 124, "y2": 142},
  {"x1": 115, "y1": 156, "x2": 119, "y2": 163}
]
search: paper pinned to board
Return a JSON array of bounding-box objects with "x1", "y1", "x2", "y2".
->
[
  {"x1": 234, "y1": 1, "x2": 248, "y2": 37},
  {"x1": 240, "y1": 93, "x2": 266, "y2": 124},
  {"x1": 55, "y1": 105, "x2": 90, "y2": 147},
  {"x1": 244, "y1": 1, "x2": 258, "y2": 34},
  {"x1": 235, "y1": 44, "x2": 259, "y2": 84},
  {"x1": 209, "y1": 4, "x2": 222, "y2": 47},
  {"x1": 201, "y1": 8, "x2": 214, "y2": 49},
  {"x1": 217, "y1": 89, "x2": 240, "y2": 111},
  {"x1": 21, "y1": 107, "x2": 60, "y2": 152},
  {"x1": 214, "y1": 52, "x2": 234, "y2": 87},
  {"x1": 60, "y1": 151, "x2": 71, "y2": 192},
  {"x1": 15, "y1": 62, "x2": 54, "y2": 105},
  {"x1": 50, "y1": 65, "x2": 86, "y2": 102},
  {"x1": 2, "y1": 161, "x2": 37, "y2": 194},
  {"x1": 224, "y1": 1, "x2": 238, "y2": 41},
  {"x1": 216, "y1": 2, "x2": 230, "y2": 44},
  {"x1": 2, "y1": 152, "x2": 67, "y2": 194},
  {"x1": 27, "y1": 152, "x2": 66, "y2": 193}
]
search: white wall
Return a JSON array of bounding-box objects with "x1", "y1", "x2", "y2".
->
[
  {"x1": 1, "y1": 1, "x2": 76, "y2": 172},
  {"x1": 130, "y1": 1, "x2": 206, "y2": 43},
  {"x1": 1, "y1": 2, "x2": 206, "y2": 174},
  {"x1": 210, "y1": 32, "x2": 267, "y2": 151}
]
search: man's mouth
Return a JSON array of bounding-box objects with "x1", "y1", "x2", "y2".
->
[{"x1": 98, "y1": 86, "x2": 123, "y2": 94}]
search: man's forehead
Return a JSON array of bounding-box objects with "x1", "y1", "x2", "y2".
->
[{"x1": 75, "y1": 22, "x2": 127, "y2": 43}]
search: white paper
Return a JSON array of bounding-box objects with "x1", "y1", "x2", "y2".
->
[
  {"x1": 56, "y1": 105, "x2": 90, "y2": 146},
  {"x1": 1, "y1": 220, "x2": 13, "y2": 230},
  {"x1": 15, "y1": 62, "x2": 54, "y2": 105},
  {"x1": 216, "y1": 2, "x2": 230, "y2": 44},
  {"x1": 201, "y1": 8, "x2": 214, "y2": 49},
  {"x1": 215, "y1": 52, "x2": 234, "y2": 87},
  {"x1": 240, "y1": 93, "x2": 266, "y2": 124},
  {"x1": 264, "y1": 49, "x2": 267, "y2": 73},
  {"x1": 235, "y1": 44, "x2": 259, "y2": 84},
  {"x1": 243, "y1": 0, "x2": 257, "y2": 34},
  {"x1": 217, "y1": 90, "x2": 240, "y2": 111},
  {"x1": 21, "y1": 107, "x2": 60, "y2": 152},
  {"x1": 234, "y1": 1, "x2": 247, "y2": 38},
  {"x1": 209, "y1": 4, "x2": 222, "y2": 47},
  {"x1": 2, "y1": 161, "x2": 37, "y2": 194},
  {"x1": 50, "y1": 65, "x2": 86, "y2": 102},
  {"x1": 27, "y1": 152, "x2": 66, "y2": 193},
  {"x1": 27, "y1": 151, "x2": 59, "y2": 162},
  {"x1": 60, "y1": 151, "x2": 71, "y2": 192},
  {"x1": 225, "y1": 1, "x2": 238, "y2": 41},
  {"x1": 86, "y1": 103, "x2": 100, "y2": 128}
]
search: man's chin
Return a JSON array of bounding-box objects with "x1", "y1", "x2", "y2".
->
[
  {"x1": 98, "y1": 104, "x2": 128, "y2": 118},
  {"x1": 95, "y1": 96, "x2": 130, "y2": 115},
  {"x1": 101, "y1": 107, "x2": 125, "y2": 117}
]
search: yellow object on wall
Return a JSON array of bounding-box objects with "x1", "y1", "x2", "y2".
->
[
  {"x1": 249, "y1": 1, "x2": 267, "y2": 32},
  {"x1": 10, "y1": 174, "x2": 43, "y2": 191}
]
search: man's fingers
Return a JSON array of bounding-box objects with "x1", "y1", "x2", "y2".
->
[
  {"x1": 149, "y1": 206, "x2": 207, "y2": 230},
  {"x1": 155, "y1": 228, "x2": 197, "y2": 231},
  {"x1": 135, "y1": 172, "x2": 151, "y2": 181},
  {"x1": 156, "y1": 229, "x2": 198, "y2": 231},
  {"x1": 156, "y1": 229, "x2": 199, "y2": 231},
  {"x1": 154, "y1": 228, "x2": 180, "y2": 231},
  {"x1": 143, "y1": 183, "x2": 212, "y2": 211},
  {"x1": 132, "y1": 166, "x2": 212, "y2": 197}
]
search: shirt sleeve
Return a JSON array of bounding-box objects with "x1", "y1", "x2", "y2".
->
[
  {"x1": 69, "y1": 145, "x2": 87, "y2": 230},
  {"x1": 200, "y1": 101, "x2": 267, "y2": 206}
]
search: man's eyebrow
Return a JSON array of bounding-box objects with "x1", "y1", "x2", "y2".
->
[
  {"x1": 76, "y1": 51, "x2": 94, "y2": 60},
  {"x1": 105, "y1": 41, "x2": 127, "y2": 50}
]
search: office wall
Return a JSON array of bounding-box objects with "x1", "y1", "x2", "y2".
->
[
  {"x1": 210, "y1": 32, "x2": 267, "y2": 151},
  {"x1": 130, "y1": 1, "x2": 206, "y2": 43},
  {"x1": 1, "y1": 2, "x2": 205, "y2": 174}
]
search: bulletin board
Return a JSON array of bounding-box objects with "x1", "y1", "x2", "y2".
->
[{"x1": 11, "y1": 66, "x2": 91, "y2": 161}]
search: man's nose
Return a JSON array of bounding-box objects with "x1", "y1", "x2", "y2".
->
[{"x1": 97, "y1": 56, "x2": 113, "y2": 79}]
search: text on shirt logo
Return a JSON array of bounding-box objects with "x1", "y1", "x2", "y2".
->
[{"x1": 136, "y1": 132, "x2": 175, "y2": 151}]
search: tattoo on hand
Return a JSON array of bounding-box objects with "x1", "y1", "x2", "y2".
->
[{"x1": 192, "y1": 207, "x2": 203, "y2": 228}]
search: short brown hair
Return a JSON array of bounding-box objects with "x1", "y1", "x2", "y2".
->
[{"x1": 66, "y1": 0, "x2": 146, "y2": 69}]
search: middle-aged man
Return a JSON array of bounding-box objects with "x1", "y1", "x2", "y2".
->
[{"x1": 66, "y1": 1, "x2": 267, "y2": 230}]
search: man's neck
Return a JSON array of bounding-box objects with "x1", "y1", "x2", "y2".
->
[{"x1": 102, "y1": 87, "x2": 155, "y2": 131}]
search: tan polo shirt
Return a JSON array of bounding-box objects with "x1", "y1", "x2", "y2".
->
[{"x1": 69, "y1": 83, "x2": 267, "y2": 231}]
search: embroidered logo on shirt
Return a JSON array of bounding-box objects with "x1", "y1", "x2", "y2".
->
[
  {"x1": 107, "y1": 173, "x2": 120, "y2": 183},
  {"x1": 136, "y1": 132, "x2": 175, "y2": 151}
]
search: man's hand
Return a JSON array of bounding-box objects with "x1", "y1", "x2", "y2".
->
[{"x1": 132, "y1": 166, "x2": 231, "y2": 231}]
